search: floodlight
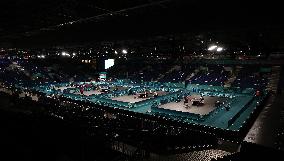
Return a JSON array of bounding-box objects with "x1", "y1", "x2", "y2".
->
[
  {"x1": 122, "y1": 49, "x2": 127, "y2": 54},
  {"x1": 216, "y1": 47, "x2": 223, "y2": 52},
  {"x1": 208, "y1": 45, "x2": 217, "y2": 51}
]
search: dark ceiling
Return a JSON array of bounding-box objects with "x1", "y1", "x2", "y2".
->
[{"x1": 0, "y1": 0, "x2": 283, "y2": 48}]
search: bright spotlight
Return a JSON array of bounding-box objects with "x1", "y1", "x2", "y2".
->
[
  {"x1": 122, "y1": 49, "x2": 128, "y2": 54},
  {"x1": 37, "y1": 55, "x2": 45, "y2": 59},
  {"x1": 217, "y1": 47, "x2": 223, "y2": 52},
  {"x1": 208, "y1": 45, "x2": 217, "y2": 51},
  {"x1": 62, "y1": 52, "x2": 71, "y2": 57}
]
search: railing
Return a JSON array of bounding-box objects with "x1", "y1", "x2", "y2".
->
[
  {"x1": 227, "y1": 96, "x2": 254, "y2": 127},
  {"x1": 151, "y1": 106, "x2": 201, "y2": 120}
]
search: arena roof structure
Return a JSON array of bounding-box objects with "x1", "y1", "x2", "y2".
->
[{"x1": 0, "y1": 0, "x2": 284, "y2": 48}]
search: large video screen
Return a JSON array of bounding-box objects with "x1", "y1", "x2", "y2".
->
[{"x1": 105, "y1": 59, "x2": 114, "y2": 69}]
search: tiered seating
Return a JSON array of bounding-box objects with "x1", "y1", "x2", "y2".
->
[
  {"x1": 0, "y1": 59, "x2": 97, "y2": 85},
  {"x1": 232, "y1": 67, "x2": 268, "y2": 90},
  {"x1": 108, "y1": 59, "x2": 175, "y2": 82},
  {"x1": 188, "y1": 66, "x2": 229, "y2": 86},
  {"x1": 159, "y1": 65, "x2": 196, "y2": 83},
  {"x1": 159, "y1": 70, "x2": 186, "y2": 83},
  {"x1": 152, "y1": 106, "x2": 201, "y2": 120}
]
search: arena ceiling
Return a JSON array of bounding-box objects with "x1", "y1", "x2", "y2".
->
[{"x1": 0, "y1": 0, "x2": 283, "y2": 48}]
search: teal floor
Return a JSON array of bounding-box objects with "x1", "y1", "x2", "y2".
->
[{"x1": 31, "y1": 82, "x2": 265, "y2": 132}]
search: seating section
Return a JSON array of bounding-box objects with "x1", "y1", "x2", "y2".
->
[
  {"x1": 159, "y1": 65, "x2": 196, "y2": 83},
  {"x1": 232, "y1": 66, "x2": 268, "y2": 90},
  {"x1": 188, "y1": 66, "x2": 229, "y2": 86},
  {"x1": 152, "y1": 106, "x2": 201, "y2": 120},
  {"x1": 0, "y1": 59, "x2": 97, "y2": 85},
  {"x1": 2, "y1": 59, "x2": 270, "y2": 92},
  {"x1": 108, "y1": 59, "x2": 173, "y2": 82}
]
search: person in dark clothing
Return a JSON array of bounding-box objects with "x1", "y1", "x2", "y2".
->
[{"x1": 184, "y1": 96, "x2": 189, "y2": 105}]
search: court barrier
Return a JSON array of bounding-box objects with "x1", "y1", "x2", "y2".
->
[
  {"x1": 91, "y1": 97, "x2": 129, "y2": 108},
  {"x1": 63, "y1": 88, "x2": 80, "y2": 93},
  {"x1": 88, "y1": 90, "x2": 184, "y2": 109},
  {"x1": 187, "y1": 84, "x2": 225, "y2": 93},
  {"x1": 237, "y1": 94, "x2": 269, "y2": 135},
  {"x1": 129, "y1": 86, "x2": 179, "y2": 94},
  {"x1": 34, "y1": 81, "x2": 187, "y2": 110},
  {"x1": 201, "y1": 100, "x2": 231, "y2": 120},
  {"x1": 132, "y1": 91, "x2": 184, "y2": 109},
  {"x1": 151, "y1": 106, "x2": 201, "y2": 120},
  {"x1": 112, "y1": 90, "x2": 128, "y2": 97},
  {"x1": 63, "y1": 93, "x2": 88, "y2": 101},
  {"x1": 227, "y1": 96, "x2": 254, "y2": 127}
]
